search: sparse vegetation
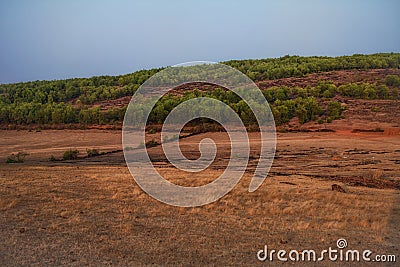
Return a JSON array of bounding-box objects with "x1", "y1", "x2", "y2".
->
[
  {"x1": 86, "y1": 148, "x2": 100, "y2": 157},
  {"x1": 136, "y1": 142, "x2": 145, "y2": 149},
  {"x1": 6, "y1": 152, "x2": 28, "y2": 163},
  {"x1": 63, "y1": 149, "x2": 79, "y2": 160},
  {"x1": 145, "y1": 139, "x2": 160, "y2": 148},
  {"x1": 163, "y1": 134, "x2": 179, "y2": 143},
  {"x1": 1, "y1": 130, "x2": 399, "y2": 265}
]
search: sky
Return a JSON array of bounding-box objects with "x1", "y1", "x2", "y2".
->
[{"x1": 0, "y1": 0, "x2": 399, "y2": 84}]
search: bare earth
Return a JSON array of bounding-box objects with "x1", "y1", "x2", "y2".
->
[{"x1": 0, "y1": 127, "x2": 399, "y2": 266}]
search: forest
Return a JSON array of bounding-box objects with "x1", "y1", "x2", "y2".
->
[{"x1": 0, "y1": 53, "x2": 399, "y2": 127}]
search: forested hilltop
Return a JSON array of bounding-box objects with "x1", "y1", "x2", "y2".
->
[{"x1": 0, "y1": 53, "x2": 399, "y2": 128}]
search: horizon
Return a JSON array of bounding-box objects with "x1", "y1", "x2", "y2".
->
[{"x1": 1, "y1": 0, "x2": 399, "y2": 84}]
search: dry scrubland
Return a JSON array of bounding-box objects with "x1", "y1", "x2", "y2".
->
[
  {"x1": 1, "y1": 63, "x2": 400, "y2": 265},
  {"x1": 0, "y1": 125, "x2": 399, "y2": 266}
]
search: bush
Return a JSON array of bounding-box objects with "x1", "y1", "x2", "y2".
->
[
  {"x1": 63, "y1": 149, "x2": 79, "y2": 160},
  {"x1": 163, "y1": 134, "x2": 179, "y2": 143},
  {"x1": 385, "y1": 75, "x2": 400, "y2": 87},
  {"x1": 376, "y1": 85, "x2": 389, "y2": 99},
  {"x1": 145, "y1": 139, "x2": 160, "y2": 148},
  {"x1": 295, "y1": 105, "x2": 308, "y2": 124},
  {"x1": 86, "y1": 148, "x2": 100, "y2": 157},
  {"x1": 391, "y1": 88, "x2": 399, "y2": 99},
  {"x1": 295, "y1": 97, "x2": 322, "y2": 123},
  {"x1": 6, "y1": 152, "x2": 28, "y2": 163},
  {"x1": 327, "y1": 101, "x2": 343, "y2": 121},
  {"x1": 363, "y1": 86, "x2": 377, "y2": 99},
  {"x1": 316, "y1": 80, "x2": 337, "y2": 98},
  {"x1": 338, "y1": 83, "x2": 364, "y2": 98}
]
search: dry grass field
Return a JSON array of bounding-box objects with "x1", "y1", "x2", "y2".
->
[{"x1": 0, "y1": 127, "x2": 399, "y2": 266}]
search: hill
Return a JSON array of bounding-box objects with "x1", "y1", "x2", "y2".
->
[{"x1": 0, "y1": 53, "x2": 399, "y2": 129}]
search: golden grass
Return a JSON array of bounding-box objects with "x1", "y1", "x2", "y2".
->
[
  {"x1": 1, "y1": 165, "x2": 397, "y2": 265},
  {"x1": 0, "y1": 129, "x2": 399, "y2": 265}
]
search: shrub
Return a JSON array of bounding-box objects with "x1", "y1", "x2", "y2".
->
[
  {"x1": 295, "y1": 97, "x2": 323, "y2": 123},
  {"x1": 86, "y1": 148, "x2": 100, "y2": 157},
  {"x1": 6, "y1": 152, "x2": 28, "y2": 163},
  {"x1": 385, "y1": 75, "x2": 400, "y2": 87},
  {"x1": 338, "y1": 83, "x2": 364, "y2": 98},
  {"x1": 391, "y1": 88, "x2": 399, "y2": 99},
  {"x1": 295, "y1": 105, "x2": 308, "y2": 124},
  {"x1": 376, "y1": 85, "x2": 389, "y2": 99},
  {"x1": 49, "y1": 155, "x2": 57, "y2": 161},
  {"x1": 277, "y1": 127, "x2": 288, "y2": 133},
  {"x1": 327, "y1": 101, "x2": 343, "y2": 121},
  {"x1": 316, "y1": 80, "x2": 337, "y2": 98},
  {"x1": 163, "y1": 134, "x2": 179, "y2": 143},
  {"x1": 63, "y1": 149, "x2": 79, "y2": 160},
  {"x1": 363, "y1": 85, "x2": 377, "y2": 99},
  {"x1": 275, "y1": 105, "x2": 291, "y2": 123},
  {"x1": 145, "y1": 139, "x2": 160, "y2": 148},
  {"x1": 322, "y1": 88, "x2": 336, "y2": 98}
]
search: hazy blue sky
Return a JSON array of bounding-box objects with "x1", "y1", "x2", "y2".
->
[{"x1": 0, "y1": 0, "x2": 399, "y2": 83}]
